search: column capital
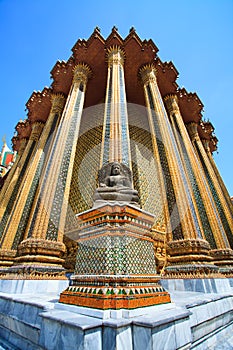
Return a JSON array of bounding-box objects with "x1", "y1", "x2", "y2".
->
[
  {"x1": 30, "y1": 121, "x2": 45, "y2": 141},
  {"x1": 186, "y1": 122, "x2": 199, "y2": 141},
  {"x1": 17, "y1": 138, "x2": 28, "y2": 156},
  {"x1": 164, "y1": 94, "x2": 179, "y2": 114},
  {"x1": 50, "y1": 93, "x2": 66, "y2": 114},
  {"x1": 138, "y1": 64, "x2": 157, "y2": 85},
  {"x1": 107, "y1": 46, "x2": 125, "y2": 66},
  {"x1": 73, "y1": 63, "x2": 92, "y2": 85},
  {"x1": 201, "y1": 138, "x2": 211, "y2": 153}
]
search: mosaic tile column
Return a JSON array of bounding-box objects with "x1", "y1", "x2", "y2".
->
[
  {"x1": 0, "y1": 123, "x2": 43, "y2": 268},
  {"x1": 164, "y1": 95, "x2": 230, "y2": 250},
  {"x1": 0, "y1": 95, "x2": 65, "y2": 270},
  {"x1": 139, "y1": 65, "x2": 216, "y2": 277},
  {"x1": 202, "y1": 138, "x2": 233, "y2": 214},
  {"x1": 0, "y1": 135, "x2": 34, "y2": 221},
  {"x1": 0, "y1": 139, "x2": 26, "y2": 206},
  {"x1": 187, "y1": 122, "x2": 233, "y2": 273},
  {"x1": 101, "y1": 46, "x2": 131, "y2": 168},
  {"x1": 12, "y1": 64, "x2": 92, "y2": 277}
]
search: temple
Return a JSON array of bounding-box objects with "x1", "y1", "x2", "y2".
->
[
  {"x1": 0, "y1": 139, "x2": 16, "y2": 179},
  {"x1": 0, "y1": 27, "x2": 233, "y2": 349}
]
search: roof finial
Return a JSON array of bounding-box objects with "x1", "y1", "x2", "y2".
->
[
  {"x1": 130, "y1": 27, "x2": 136, "y2": 33},
  {"x1": 112, "y1": 26, "x2": 118, "y2": 32},
  {"x1": 94, "y1": 26, "x2": 101, "y2": 33}
]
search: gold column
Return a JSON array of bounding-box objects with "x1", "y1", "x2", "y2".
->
[
  {"x1": 139, "y1": 65, "x2": 214, "y2": 275},
  {"x1": 164, "y1": 95, "x2": 230, "y2": 250},
  {"x1": 187, "y1": 122, "x2": 233, "y2": 271},
  {"x1": 0, "y1": 123, "x2": 44, "y2": 268},
  {"x1": 0, "y1": 138, "x2": 26, "y2": 202},
  {"x1": 0, "y1": 137, "x2": 29, "y2": 220},
  {"x1": 14, "y1": 64, "x2": 91, "y2": 275},
  {"x1": 0, "y1": 95, "x2": 66, "y2": 268},
  {"x1": 202, "y1": 138, "x2": 233, "y2": 213},
  {"x1": 187, "y1": 122, "x2": 233, "y2": 236},
  {"x1": 101, "y1": 46, "x2": 131, "y2": 168},
  {"x1": 137, "y1": 69, "x2": 172, "y2": 241},
  {"x1": 0, "y1": 122, "x2": 43, "y2": 232}
]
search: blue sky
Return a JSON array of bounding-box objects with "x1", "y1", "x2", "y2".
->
[{"x1": 0, "y1": 0, "x2": 232, "y2": 195}]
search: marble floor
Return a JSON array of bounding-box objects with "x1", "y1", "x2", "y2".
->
[{"x1": 0, "y1": 281, "x2": 233, "y2": 349}]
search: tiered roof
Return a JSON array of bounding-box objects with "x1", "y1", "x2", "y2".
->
[{"x1": 12, "y1": 27, "x2": 217, "y2": 152}]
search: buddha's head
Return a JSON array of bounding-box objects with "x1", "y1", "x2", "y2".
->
[{"x1": 111, "y1": 162, "x2": 121, "y2": 176}]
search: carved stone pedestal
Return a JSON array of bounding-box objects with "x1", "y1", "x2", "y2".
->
[
  {"x1": 210, "y1": 248, "x2": 233, "y2": 277},
  {"x1": 165, "y1": 239, "x2": 221, "y2": 278},
  {"x1": 59, "y1": 203, "x2": 170, "y2": 309},
  {"x1": 0, "y1": 238, "x2": 66, "y2": 279},
  {"x1": 0, "y1": 249, "x2": 16, "y2": 268}
]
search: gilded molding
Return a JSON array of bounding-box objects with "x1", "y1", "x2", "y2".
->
[
  {"x1": 50, "y1": 93, "x2": 66, "y2": 114},
  {"x1": 168, "y1": 238, "x2": 210, "y2": 253},
  {"x1": 17, "y1": 138, "x2": 28, "y2": 156},
  {"x1": 201, "y1": 138, "x2": 211, "y2": 153},
  {"x1": 107, "y1": 46, "x2": 125, "y2": 66},
  {"x1": 0, "y1": 267, "x2": 66, "y2": 280},
  {"x1": 138, "y1": 64, "x2": 157, "y2": 85},
  {"x1": 164, "y1": 94, "x2": 179, "y2": 114},
  {"x1": 30, "y1": 122, "x2": 45, "y2": 141},
  {"x1": 73, "y1": 63, "x2": 92, "y2": 85},
  {"x1": 17, "y1": 238, "x2": 66, "y2": 256},
  {"x1": 186, "y1": 122, "x2": 199, "y2": 141}
]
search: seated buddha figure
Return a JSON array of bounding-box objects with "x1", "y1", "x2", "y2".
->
[{"x1": 93, "y1": 162, "x2": 139, "y2": 205}]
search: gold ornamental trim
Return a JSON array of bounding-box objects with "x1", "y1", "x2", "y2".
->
[
  {"x1": 50, "y1": 93, "x2": 66, "y2": 114},
  {"x1": 164, "y1": 94, "x2": 179, "y2": 114},
  {"x1": 138, "y1": 64, "x2": 157, "y2": 85},
  {"x1": 73, "y1": 63, "x2": 92, "y2": 84},
  {"x1": 107, "y1": 46, "x2": 125, "y2": 66}
]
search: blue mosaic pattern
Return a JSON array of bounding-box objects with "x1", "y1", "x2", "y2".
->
[{"x1": 75, "y1": 234, "x2": 157, "y2": 275}]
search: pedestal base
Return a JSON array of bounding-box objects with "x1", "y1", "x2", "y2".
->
[
  {"x1": 62, "y1": 204, "x2": 171, "y2": 309},
  {"x1": 59, "y1": 285, "x2": 170, "y2": 310},
  {"x1": 60, "y1": 274, "x2": 170, "y2": 310}
]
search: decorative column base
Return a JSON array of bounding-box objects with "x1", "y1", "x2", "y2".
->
[
  {"x1": 1, "y1": 238, "x2": 67, "y2": 280},
  {"x1": 210, "y1": 249, "x2": 233, "y2": 277},
  {"x1": 59, "y1": 203, "x2": 171, "y2": 310},
  {"x1": 164, "y1": 239, "x2": 221, "y2": 278},
  {"x1": 0, "y1": 249, "x2": 16, "y2": 268}
]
